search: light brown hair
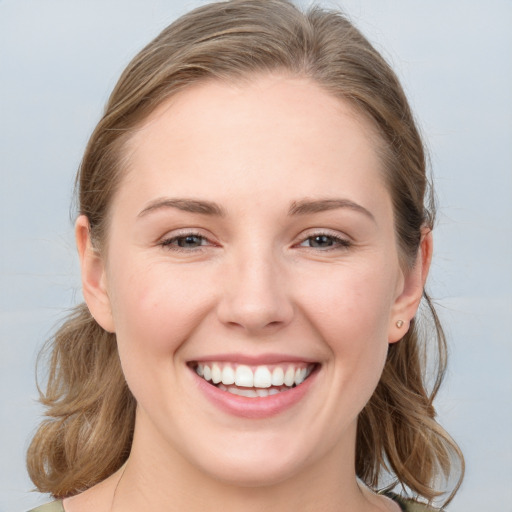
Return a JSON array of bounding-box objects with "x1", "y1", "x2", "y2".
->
[{"x1": 27, "y1": 0, "x2": 464, "y2": 505}]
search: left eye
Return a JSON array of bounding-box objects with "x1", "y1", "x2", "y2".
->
[
  {"x1": 161, "y1": 234, "x2": 209, "y2": 249},
  {"x1": 299, "y1": 234, "x2": 350, "y2": 250}
]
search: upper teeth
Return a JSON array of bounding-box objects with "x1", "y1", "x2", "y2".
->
[{"x1": 195, "y1": 363, "x2": 313, "y2": 388}]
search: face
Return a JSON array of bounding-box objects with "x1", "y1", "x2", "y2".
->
[{"x1": 79, "y1": 75, "x2": 425, "y2": 486}]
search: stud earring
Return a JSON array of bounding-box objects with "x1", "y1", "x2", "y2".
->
[{"x1": 395, "y1": 320, "x2": 404, "y2": 328}]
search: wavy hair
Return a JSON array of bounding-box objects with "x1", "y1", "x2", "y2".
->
[{"x1": 27, "y1": 0, "x2": 464, "y2": 505}]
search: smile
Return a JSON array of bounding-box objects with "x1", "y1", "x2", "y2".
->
[{"x1": 192, "y1": 362, "x2": 316, "y2": 398}]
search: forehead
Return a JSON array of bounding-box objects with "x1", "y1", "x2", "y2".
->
[{"x1": 121, "y1": 74, "x2": 389, "y2": 216}]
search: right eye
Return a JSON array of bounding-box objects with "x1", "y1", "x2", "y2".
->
[{"x1": 159, "y1": 232, "x2": 211, "y2": 252}]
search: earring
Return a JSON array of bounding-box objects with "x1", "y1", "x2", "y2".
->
[{"x1": 395, "y1": 320, "x2": 404, "y2": 328}]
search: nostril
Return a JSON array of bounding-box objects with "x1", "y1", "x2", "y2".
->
[
  {"x1": 218, "y1": 301, "x2": 295, "y2": 333},
  {"x1": 224, "y1": 318, "x2": 287, "y2": 334}
]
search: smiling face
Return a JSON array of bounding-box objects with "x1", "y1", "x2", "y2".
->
[{"x1": 77, "y1": 74, "x2": 426, "y2": 488}]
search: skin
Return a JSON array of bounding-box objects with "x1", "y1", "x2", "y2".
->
[{"x1": 70, "y1": 74, "x2": 432, "y2": 512}]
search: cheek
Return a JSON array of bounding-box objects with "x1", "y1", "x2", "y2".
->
[
  {"x1": 108, "y1": 261, "x2": 213, "y2": 357},
  {"x1": 295, "y1": 263, "x2": 395, "y2": 343},
  {"x1": 106, "y1": 262, "x2": 217, "y2": 412},
  {"x1": 295, "y1": 263, "x2": 394, "y2": 393}
]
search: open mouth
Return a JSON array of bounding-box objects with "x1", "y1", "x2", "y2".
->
[{"x1": 190, "y1": 361, "x2": 317, "y2": 398}]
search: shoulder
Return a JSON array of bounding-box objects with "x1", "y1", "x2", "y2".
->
[
  {"x1": 398, "y1": 499, "x2": 439, "y2": 512},
  {"x1": 385, "y1": 492, "x2": 442, "y2": 512},
  {"x1": 27, "y1": 500, "x2": 64, "y2": 512}
]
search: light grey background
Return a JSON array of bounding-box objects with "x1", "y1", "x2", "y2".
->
[{"x1": 1, "y1": 1, "x2": 511, "y2": 511}]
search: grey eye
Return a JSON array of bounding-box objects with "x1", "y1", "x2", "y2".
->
[
  {"x1": 299, "y1": 233, "x2": 351, "y2": 250},
  {"x1": 307, "y1": 235, "x2": 336, "y2": 248},
  {"x1": 304, "y1": 235, "x2": 336, "y2": 249},
  {"x1": 176, "y1": 235, "x2": 205, "y2": 248}
]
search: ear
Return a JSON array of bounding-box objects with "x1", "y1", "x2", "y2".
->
[
  {"x1": 75, "y1": 215, "x2": 115, "y2": 333},
  {"x1": 388, "y1": 228, "x2": 433, "y2": 343}
]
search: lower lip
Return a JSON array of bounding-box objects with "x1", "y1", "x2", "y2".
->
[{"x1": 191, "y1": 367, "x2": 319, "y2": 419}]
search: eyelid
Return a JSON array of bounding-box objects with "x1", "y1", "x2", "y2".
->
[
  {"x1": 294, "y1": 228, "x2": 353, "y2": 250},
  {"x1": 157, "y1": 228, "x2": 352, "y2": 253},
  {"x1": 158, "y1": 229, "x2": 218, "y2": 252}
]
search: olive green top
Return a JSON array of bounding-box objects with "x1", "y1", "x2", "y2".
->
[
  {"x1": 27, "y1": 495, "x2": 438, "y2": 512},
  {"x1": 28, "y1": 501, "x2": 64, "y2": 512},
  {"x1": 388, "y1": 493, "x2": 440, "y2": 512}
]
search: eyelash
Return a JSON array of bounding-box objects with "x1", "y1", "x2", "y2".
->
[
  {"x1": 298, "y1": 233, "x2": 352, "y2": 251},
  {"x1": 159, "y1": 231, "x2": 352, "y2": 253},
  {"x1": 159, "y1": 231, "x2": 210, "y2": 253}
]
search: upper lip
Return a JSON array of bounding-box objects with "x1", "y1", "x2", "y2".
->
[{"x1": 187, "y1": 353, "x2": 319, "y2": 365}]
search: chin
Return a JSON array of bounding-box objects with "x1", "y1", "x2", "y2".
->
[
  {"x1": 200, "y1": 454, "x2": 306, "y2": 488},
  {"x1": 179, "y1": 427, "x2": 327, "y2": 490}
]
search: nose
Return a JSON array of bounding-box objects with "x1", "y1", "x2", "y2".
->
[{"x1": 216, "y1": 251, "x2": 294, "y2": 335}]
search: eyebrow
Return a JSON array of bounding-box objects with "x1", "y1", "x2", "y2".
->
[
  {"x1": 137, "y1": 197, "x2": 375, "y2": 222},
  {"x1": 288, "y1": 198, "x2": 375, "y2": 222},
  {"x1": 138, "y1": 198, "x2": 226, "y2": 218}
]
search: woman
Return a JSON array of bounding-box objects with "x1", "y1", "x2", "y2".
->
[{"x1": 27, "y1": 1, "x2": 464, "y2": 511}]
